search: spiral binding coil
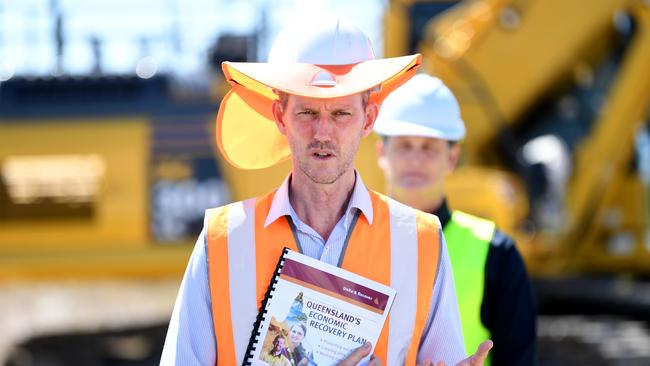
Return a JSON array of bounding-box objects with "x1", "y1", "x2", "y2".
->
[{"x1": 242, "y1": 247, "x2": 290, "y2": 366}]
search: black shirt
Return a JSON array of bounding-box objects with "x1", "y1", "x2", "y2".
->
[{"x1": 434, "y1": 199, "x2": 538, "y2": 366}]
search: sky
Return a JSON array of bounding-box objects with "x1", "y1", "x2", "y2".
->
[{"x1": 0, "y1": 0, "x2": 386, "y2": 79}]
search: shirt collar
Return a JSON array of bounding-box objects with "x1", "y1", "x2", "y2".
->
[{"x1": 264, "y1": 170, "x2": 374, "y2": 228}]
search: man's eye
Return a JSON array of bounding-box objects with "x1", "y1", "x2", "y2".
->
[
  {"x1": 423, "y1": 145, "x2": 438, "y2": 154},
  {"x1": 298, "y1": 110, "x2": 317, "y2": 115},
  {"x1": 333, "y1": 111, "x2": 351, "y2": 116}
]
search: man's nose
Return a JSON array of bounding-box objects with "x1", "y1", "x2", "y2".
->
[
  {"x1": 404, "y1": 149, "x2": 427, "y2": 164},
  {"x1": 313, "y1": 114, "x2": 334, "y2": 141}
]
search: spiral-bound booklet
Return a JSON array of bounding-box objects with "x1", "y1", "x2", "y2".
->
[{"x1": 245, "y1": 248, "x2": 396, "y2": 366}]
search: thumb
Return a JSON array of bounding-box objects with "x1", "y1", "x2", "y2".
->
[
  {"x1": 337, "y1": 342, "x2": 372, "y2": 366},
  {"x1": 460, "y1": 340, "x2": 492, "y2": 366},
  {"x1": 472, "y1": 340, "x2": 493, "y2": 365}
]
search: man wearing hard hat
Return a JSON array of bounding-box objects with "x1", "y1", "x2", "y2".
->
[
  {"x1": 161, "y1": 17, "x2": 491, "y2": 366},
  {"x1": 374, "y1": 74, "x2": 537, "y2": 366}
]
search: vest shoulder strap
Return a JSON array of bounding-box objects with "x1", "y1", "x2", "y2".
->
[
  {"x1": 448, "y1": 210, "x2": 495, "y2": 242},
  {"x1": 206, "y1": 200, "x2": 256, "y2": 366}
]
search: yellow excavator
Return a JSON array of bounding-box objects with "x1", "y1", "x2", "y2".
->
[{"x1": 383, "y1": 0, "x2": 650, "y2": 280}]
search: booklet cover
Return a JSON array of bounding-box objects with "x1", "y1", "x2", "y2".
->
[{"x1": 245, "y1": 248, "x2": 396, "y2": 366}]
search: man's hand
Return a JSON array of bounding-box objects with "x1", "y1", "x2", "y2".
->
[
  {"x1": 425, "y1": 340, "x2": 493, "y2": 366},
  {"x1": 336, "y1": 342, "x2": 380, "y2": 366},
  {"x1": 336, "y1": 339, "x2": 492, "y2": 366}
]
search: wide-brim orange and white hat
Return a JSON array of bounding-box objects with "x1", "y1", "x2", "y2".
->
[{"x1": 217, "y1": 16, "x2": 422, "y2": 170}]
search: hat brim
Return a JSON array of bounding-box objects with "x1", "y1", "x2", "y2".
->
[
  {"x1": 373, "y1": 118, "x2": 466, "y2": 141},
  {"x1": 216, "y1": 54, "x2": 421, "y2": 170}
]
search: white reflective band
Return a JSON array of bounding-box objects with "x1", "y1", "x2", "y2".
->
[
  {"x1": 227, "y1": 198, "x2": 257, "y2": 364},
  {"x1": 386, "y1": 198, "x2": 419, "y2": 363}
]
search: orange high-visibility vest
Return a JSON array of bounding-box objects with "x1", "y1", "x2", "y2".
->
[{"x1": 207, "y1": 189, "x2": 440, "y2": 365}]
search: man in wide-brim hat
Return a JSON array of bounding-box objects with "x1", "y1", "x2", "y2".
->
[{"x1": 161, "y1": 16, "x2": 491, "y2": 366}]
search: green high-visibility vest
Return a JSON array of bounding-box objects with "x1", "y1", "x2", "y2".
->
[{"x1": 444, "y1": 210, "x2": 493, "y2": 364}]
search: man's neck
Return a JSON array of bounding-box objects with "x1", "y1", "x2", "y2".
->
[
  {"x1": 289, "y1": 169, "x2": 356, "y2": 242},
  {"x1": 387, "y1": 185, "x2": 443, "y2": 214}
]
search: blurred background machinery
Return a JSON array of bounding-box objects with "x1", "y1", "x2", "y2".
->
[
  {"x1": 1, "y1": 0, "x2": 650, "y2": 365},
  {"x1": 382, "y1": 0, "x2": 650, "y2": 308},
  {"x1": 0, "y1": 74, "x2": 233, "y2": 364}
]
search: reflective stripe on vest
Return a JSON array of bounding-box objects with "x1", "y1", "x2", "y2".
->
[
  {"x1": 443, "y1": 210, "x2": 493, "y2": 362},
  {"x1": 207, "y1": 189, "x2": 440, "y2": 365}
]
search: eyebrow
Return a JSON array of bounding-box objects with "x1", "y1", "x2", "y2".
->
[
  {"x1": 293, "y1": 103, "x2": 355, "y2": 110},
  {"x1": 293, "y1": 104, "x2": 316, "y2": 110}
]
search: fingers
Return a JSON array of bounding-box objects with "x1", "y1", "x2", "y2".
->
[
  {"x1": 336, "y1": 340, "x2": 493, "y2": 366},
  {"x1": 471, "y1": 340, "x2": 493, "y2": 365},
  {"x1": 368, "y1": 355, "x2": 382, "y2": 366},
  {"x1": 336, "y1": 342, "x2": 373, "y2": 366},
  {"x1": 455, "y1": 340, "x2": 494, "y2": 366}
]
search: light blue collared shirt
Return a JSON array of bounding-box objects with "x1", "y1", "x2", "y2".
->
[
  {"x1": 161, "y1": 172, "x2": 466, "y2": 365},
  {"x1": 264, "y1": 172, "x2": 373, "y2": 266}
]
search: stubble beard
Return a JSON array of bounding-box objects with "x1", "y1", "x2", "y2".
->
[{"x1": 292, "y1": 139, "x2": 359, "y2": 185}]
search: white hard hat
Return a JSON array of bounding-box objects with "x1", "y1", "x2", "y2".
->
[
  {"x1": 267, "y1": 16, "x2": 375, "y2": 65},
  {"x1": 374, "y1": 73, "x2": 466, "y2": 141}
]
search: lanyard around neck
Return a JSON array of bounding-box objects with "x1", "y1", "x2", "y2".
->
[{"x1": 285, "y1": 209, "x2": 362, "y2": 268}]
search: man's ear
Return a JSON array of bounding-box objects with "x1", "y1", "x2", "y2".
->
[
  {"x1": 272, "y1": 100, "x2": 288, "y2": 136},
  {"x1": 448, "y1": 143, "x2": 462, "y2": 171},
  {"x1": 361, "y1": 103, "x2": 379, "y2": 137}
]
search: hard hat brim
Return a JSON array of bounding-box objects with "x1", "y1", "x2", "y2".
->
[
  {"x1": 373, "y1": 117, "x2": 466, "y2": 141},
  {"x1": 216, "y1": 54, "x2": 422, "y2": 170}
]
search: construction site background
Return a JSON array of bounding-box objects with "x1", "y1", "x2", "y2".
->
[{"x1": 1, "y1": 1, "x2": 649, "y2": 365}]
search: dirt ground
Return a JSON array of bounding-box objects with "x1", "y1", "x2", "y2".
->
[
  {"x1": 0, "y1": 280, "x2": 180, "y2": 365},
  {"x1": 538, "y1": 315, "x2": 650, "y2": 366},
  {"x1": 3, "y1": 281, "x2": 650, "y2": 366}
]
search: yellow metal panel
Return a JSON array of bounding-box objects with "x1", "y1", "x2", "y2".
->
[
  {"x1": 447, "y1": 0, "x2": 626, "y2": 122},
  {"x1": 0, "y1": 244, "x2": 193, "y2": 280},
  {"x1": 421, "y1": 0, "x2": 629, "y2": 163},
  {"x1": 0, "y1": 118, "x2": 150, "y2": 250},
  {"x1": 565, "y1": 4, "x2": 650, "y2": 270},
  {"x1": 384, "y1": 0, "x2": 412, "y2": 57}
]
